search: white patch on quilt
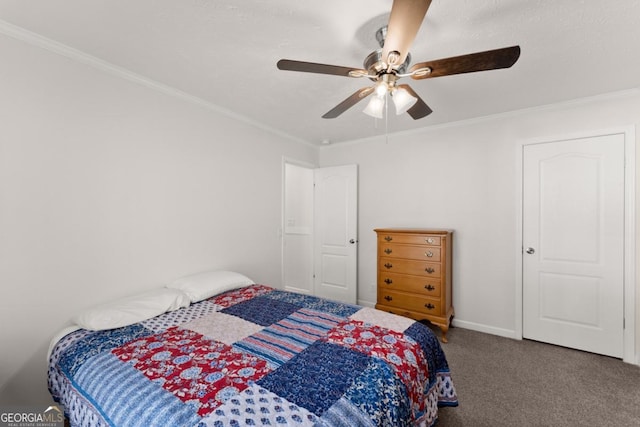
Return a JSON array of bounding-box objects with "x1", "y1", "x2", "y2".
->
[
  {"x1": 141, "y1": 300, "x2": 218, "y2": 332},
  {"x1": 199, "y1": 383, "x2": 318, "y2": 426},
  {"x1": 437, "y1": 372, "x2": 458, "y2": 402},
  {"x1": 181, "y1": 311, "x2": 263, "y2": 345},
  {"x1": 348, "y1": 307, "x2": 415, "y2": 333}
]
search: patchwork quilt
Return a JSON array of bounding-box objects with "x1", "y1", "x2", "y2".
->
[{"x1": 49, "y1": 285, "x2": 457, "y2": 426}]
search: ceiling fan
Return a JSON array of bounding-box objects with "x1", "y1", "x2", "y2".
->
[{"x1": 277, "y1": 0, "x2": 521, "y2": 120}]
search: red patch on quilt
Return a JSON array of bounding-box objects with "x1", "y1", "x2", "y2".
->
[
  {"x1": 325, "y1": 319, "x2": 429, "y2": 415},
  {"x1": 208, "y1": 284, "x2": 274, "y2": 308},
  {"x1": 112, "y1": 327, "x2": 271, "y2": 416}
]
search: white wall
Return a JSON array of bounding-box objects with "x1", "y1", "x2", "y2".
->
[
  {"x1": 0, "y1": 34, "x2": 317, "y2": 403},
  {"x1": 319, "y1": 89, "x2": 640, "y2": 359}
]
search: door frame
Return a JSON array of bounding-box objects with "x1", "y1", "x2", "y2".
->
[
  {"x1": 281, "y1": 157, "x2": 316, "y2": 294},
  {"x1": 515, "y1": 126, "x2": 636, "y2": 364},
  {"x1": 281, "y1": 158, "x2": 359, "y2": 303}
]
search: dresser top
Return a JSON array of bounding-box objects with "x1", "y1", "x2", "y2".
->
[{"x1": 375, "y1": 228, "x2": 453, "y2": 235}]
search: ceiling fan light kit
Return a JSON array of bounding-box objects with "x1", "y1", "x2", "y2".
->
[
  {"x1": 363, "y1": 83, "x2": 418, "y2": 118},
  {"x1": 363, "y1": 95, "x2": 385, "y2": 119},
  {"x1": 391, "y1": 87, "x2": 418, "y2": 115},
  {"x1": 277, "y1": 0, "x2": 521, "y2": 121}
]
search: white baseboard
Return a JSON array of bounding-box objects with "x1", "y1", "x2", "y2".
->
[
  {"x1": 451, "y1": 319, "x2": 519, "y2": 340},
  {"x1": 357, "y1": 303, "x2": 519, "y2": 340}
]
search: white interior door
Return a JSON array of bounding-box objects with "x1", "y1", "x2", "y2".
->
[
  {"x1": 282, "y1": 162, "x2": 314, "y2": 295},
  {"x1": 522, "y1": 134, "x2": 625, "y2": 357},
  {"x1": 314, "y1": 165, "x2": 358, "y2": 304}
]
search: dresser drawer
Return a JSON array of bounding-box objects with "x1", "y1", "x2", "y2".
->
[
  {"x1": 378, "y1": 289, "x2": 442, "y2": 315},
  {"x1": 378, "y1": 272, "x2": 441, "y2": 297},
  {"x1": 379, "y1": 244, "x2": 441, "y2": 262},
  {"x1": 379, "y1": 257, "x2": 441, "y2": 277},
  {"x1": 378, "y1": 233, "x2": 441, "y2": 246}
]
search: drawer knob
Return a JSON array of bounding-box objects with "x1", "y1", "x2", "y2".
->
[
  {"x1": 384, "y1": 295, "x2": 393, "y2": 302},
  {"x1": 424, "y1": 284, "x2": 435, "y2": 291},
  {"x1": 384, "y1": 248, "x2": 393, "y2": 254},
  {"x1": 426, "y1": 238, "x2": 435, "y2": 244},
  {"x1": 425, "y1": 251, "x2": 434, "y2": 257},
  {"x1": 384, "y1": 263, "x2": 393, "y2": 269},
  {"x1": 384, "y1": 236, "x2": 393, "y2": 242},
  {"x1": 425, "y1": 303, "x2": 435, "y2": 310},
  {"x1": 384, "y1": 278, "x2": 393, "y2": 285},
  {"x1": 425, "y1": 267, "x2": 435, "y2": 274}
]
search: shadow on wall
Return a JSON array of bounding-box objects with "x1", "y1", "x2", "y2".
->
[{"x1": 0, "y1": 342, "x2": 54, "y2": 405}]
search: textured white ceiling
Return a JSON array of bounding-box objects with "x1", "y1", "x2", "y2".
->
[{"x1": 1, "y1": 0, "x2": 639, "y2": 145}]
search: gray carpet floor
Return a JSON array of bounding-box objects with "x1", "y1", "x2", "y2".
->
[{"x1": 434, "y1": 327, "x2": 640, "y2": 426}]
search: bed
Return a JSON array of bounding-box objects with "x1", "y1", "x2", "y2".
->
[{"x1": 48, "y1": 273, "x2": 457, "y2": 426}]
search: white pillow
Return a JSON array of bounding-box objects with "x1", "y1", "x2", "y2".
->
[
  {"x1": 73, "y1": 288, "x2": 191, "y2": 331},
  {"x1": 167, "y1": 270, "x2": 255, "y2": 302}
]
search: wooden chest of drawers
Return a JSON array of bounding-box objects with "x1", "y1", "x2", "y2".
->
[{"x1": 375, "y1": 228, "x2": 454, "y2": 342}]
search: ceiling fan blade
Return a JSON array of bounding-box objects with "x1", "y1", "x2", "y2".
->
[
  {"x1": 410, "y1": 45, "x2": 521, "y2": 79},
  {"x1": 397, "y1": 84, "x2": 433, "y2": 119},
  {"x1": 382, "y1": 0, "x2": 432, "y2": 67},
  {"x1": 322, "y1": 87, "x2": 375, "y2": 119},
  {"x1": 277, "y1": 59, "x2": 367, "y2": 78}
]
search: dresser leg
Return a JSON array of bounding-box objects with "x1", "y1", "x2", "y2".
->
[
  {"x1": 439, "y1": 325, "x2": 449, "y2": 343},
  {"x1": 439, "y1": 311, "x2": 454, "y2": 343}
]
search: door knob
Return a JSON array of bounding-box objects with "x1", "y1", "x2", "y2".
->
[
  {"x1": 349, "y1": 239, "x2": 358, "y2": 244},
  {"x1": 525, "y1": 247, "x2": 535, "y2": 254}
]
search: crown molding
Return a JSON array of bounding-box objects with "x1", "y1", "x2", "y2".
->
[
  {"x1": 0, "y1": 19, "x2": 315, "y2": 148},
  {"x1": 321, "y1": 87, "x2": 640, "y2": 149}
]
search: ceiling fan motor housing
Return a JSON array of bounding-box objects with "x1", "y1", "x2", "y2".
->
[
  {"x1": 364, "y1": 49, "x2": 412, "y2": 76},
  {"x1": 366, "y1": 26, "x2": 412, "y2": 76}
]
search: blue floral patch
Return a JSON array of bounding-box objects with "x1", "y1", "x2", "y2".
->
[
  {"x1": 257, "y1": 342, "x2": 370, "y2": 416},
  {"x1": 221, "y1": 296, "x2": 299, "y2": 326},
  {"x1": 264, "y1": 291, "x2": 360, "y2": 318},
  {"x1": 58, "y1": 324, "x2": 151, "y2": 377},
  {"x1": 344, "y1": 357, "x2": 411, "y2": 426}
]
